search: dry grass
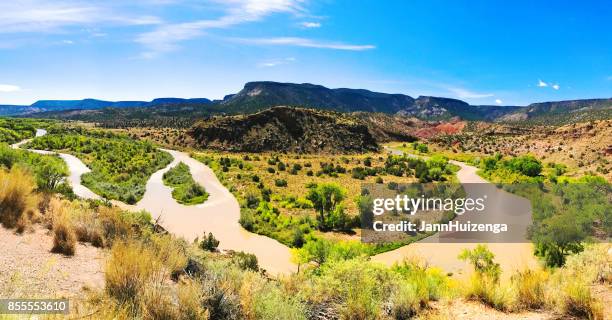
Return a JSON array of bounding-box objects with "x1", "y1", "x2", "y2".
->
[
  {"x1": 105, "y1": 241, "x2": 165, "y2": 307},
  {"x1": 177, "y1": 279, "x2": 210, "y2": 319},
  {"x1": 51, "y1": 215, "x2": 77, "y2": 256},
  {"x1": 0, "y1": 167, "x2": 38, "y2": 231},
  {"x1": 511, "y1": 269, "x2": 548, "y2": 310},
  {"x1": 462, "y1": 274, "x2": 517, "y2": 312}
]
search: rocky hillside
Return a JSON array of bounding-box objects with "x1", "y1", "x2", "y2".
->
[{"x1": 189, "y1": 106, "x2": 379, "y2": 153}]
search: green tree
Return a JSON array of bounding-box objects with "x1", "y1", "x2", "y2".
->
[
  {"x1": 306, "y1": 183, "x2": 346, "y2": 230},
  {"x1": 531, "y1": 213, "x2": 585, "y2": 267},
  {"x1": 458, "y1": 244, "x2": 501, "y2": 281}
]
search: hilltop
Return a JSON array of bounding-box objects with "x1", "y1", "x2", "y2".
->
[{"x1": 189, "y1": 106, "x2": 379, "y2": 153}]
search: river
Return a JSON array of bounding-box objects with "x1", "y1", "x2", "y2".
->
[{"x1": 13, "y1": 133, "x2": 536, "y2": 276}]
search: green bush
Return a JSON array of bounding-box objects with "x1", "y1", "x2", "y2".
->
[{"x1": 200, "y1": 232, "x2": 220, "y2": 252}]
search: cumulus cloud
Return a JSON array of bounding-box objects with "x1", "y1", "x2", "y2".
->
[
  {"x1": 301, "y1": 21, "x2": 321, "y2": 28},
  {"x1": 0, "y1": 84, "x2": 21, "y2": 92},
  {"x1": 537, "y1": 79, "x2": 548, "y2": 87},
  {"x1": 448, "y1": 87, "x2": 494, "y2": 99},
  {"x1": 495, "y1": 99, "x2": 503, "y2": 105},
  {"x1": 537, "y1": 79, "x2": 561, "y2": 90},
  {"x1": 234, "y1": 37, "x2": 375, "y2": 51}
]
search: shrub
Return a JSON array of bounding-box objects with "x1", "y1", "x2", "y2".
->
[
  {"x1": 458, "y1": 245, "x2": 500, "y2": 281},
  {"x1": 52, "y1": 216, "x2": 77, "y2": 256},
  {"x1": 200, "y1": 232, "x2": 220, "y2": 252},
  {"x1": 0, "y1": 167, "x2": 38, "y2": 230},
  {"x1": 150, "y1": 234, "x2": 189, "y2": 278},
  {"x1": 105, "y1": 241, "x2": 165, "y2": 308},
  {"x1": 98, "y1": 206, "x2": 135, "y2": 246},
  {"x1": 275, "y1": 179, "x2": 288, "y2": 187},
  {"x1": 232, "y1": 251, "x2": 259, "y2": 271},
  {"x1": 512, "y1": 269, "x2": 548, "y2": 310},
  {"x1": 464, "y1": 274, "x2": 516, "y2": 311},
  {"x1": 560, "y1": 279, "x2": 603, "y2": 319},
  {"x1": 391, "y1": 282, "x2": 423, "y2": 320},
  {"x1": 177, "y1": 280, "x2": 209, "y2": 319}
]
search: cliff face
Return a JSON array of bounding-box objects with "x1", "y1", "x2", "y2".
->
[{"x1": 189, "y1": 106, "x2": 380, "y2": 153}]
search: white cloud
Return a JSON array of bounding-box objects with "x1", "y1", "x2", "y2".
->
[
  {"x1": 537, "y1": 79, "x2": 548, "y2": 87},
  {"x1": 552, "y1": 84, "x2": 560, "y2": 90},
  {"x1": 137, "y1": 0, "x2": 305, "y2": 57},
  {"x1": 301, "y1": 21, "x2": 321, "y2": 28},
  {"x1": 448, "y1": 87, "x2": 494, "y2": 99},
  {"x1": 62, "y1": 39, "x2": 74, "y2": 44},
  {"x1": 257, "y1": 57, "x2": 296, "y2": 67},
  {"x1": 0, "y1": 84, "x2": 21, "y2": 92},
  {"x1": 0, "y1": 1, "x2": 160, "y2": 34},
  {"x1": 234, "y1": 37, "x2": 375, "y2": 51},
  {"x1": 495, "y1": 99, "x2": 502, "y2": 105}
]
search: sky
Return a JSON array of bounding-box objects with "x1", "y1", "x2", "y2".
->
[{"x1": 0, "y1": 0, "x2": 611, "y2": 106}]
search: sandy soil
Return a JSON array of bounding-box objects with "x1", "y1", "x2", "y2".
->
[
  {"x1": 0, "y1": 226, "x2": 105, "y2": 298},
  {"x1": 422, "y1": 299, "x2": 555, "y2": 320}
]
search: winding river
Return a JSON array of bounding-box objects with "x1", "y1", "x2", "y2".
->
[{"x1": 13, "y1": 132, "x2": 536, "y2": 276}]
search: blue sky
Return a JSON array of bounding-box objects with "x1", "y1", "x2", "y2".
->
[{"x1": 0, "y1": 0, "x2": 610, "y2": 105}]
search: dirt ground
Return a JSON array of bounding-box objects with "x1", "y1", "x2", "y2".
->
[
  {"x1": 422, "y1": 299, "x2": 556, "y2": 320},
  {"x1": 0, "y1": 225, "x2": 105, "y2": 298}
]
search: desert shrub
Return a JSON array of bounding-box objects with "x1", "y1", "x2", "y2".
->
[
  {"x1": 52, "y1": 216, "x2": 77, "y2": 256},
  {"x1": 464, "y1": 274, "x2": 516, "y2": 311},
  {"x1": 98, "y1": 206, "x2": 136, "y2": 246},
  {"x1": 200, "y1": 232, "x2": 220, "y2": 252},
  {"x1": 459, "y1": 245, "x2": 515, "y2": 310},
  {"x1": 149, "y1": 234, "x2": 189, "y2": 277},
  {"x1": 177, "y1": 280, "x2": 209, "y2": 320},
  {"x1": 232, "y1": 251, "x2": 259, "y2": 272},
  {"x1": 458, "y1": 245, "x2": 501, "y2": 281},
  {"x1": 0, "y1": 167, "x2": 38, "y2": 230},
  {"x1": 558, "y1": 279, "x2": 603, "y2": 319},
  {"x1": 105, "y1": 241, "x2": 166, "y2": 310},
  {"x1": 305, "y1": 258, "x2": 395, "y2": 319},
  {"x1": 391, "y1": 282, "x2": 424, "y2": 320},
  {"x1": 543, "y1": 245, "x2": 609, "y2": 319},
  {"x1": 250, "y1": 281, "x2": 305, "y2": 320},
  {"x1": 511, "y1": 269, "x2": 548, "y2": 310},
  {"x1": 274, "y1": 179, "x2": 288, "y2": 187},
  {"x1": 245, "y1": 193, "x2": 260, "y2": 209},
  {"x1": 139, "y1": 285, "x2": 178, "y2": 320}
]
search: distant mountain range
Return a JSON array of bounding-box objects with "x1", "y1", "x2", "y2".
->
[
  {"x1": 0, "y1": 98, "x2": 212, "y2": 116},
  {"x1": 3, "y1": 81, "x2": 610, "y2": 124}
]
